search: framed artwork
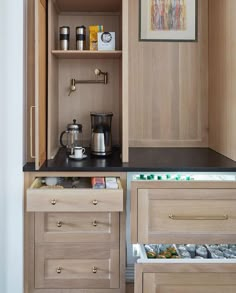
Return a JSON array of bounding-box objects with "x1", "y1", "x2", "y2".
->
[{"x1": 139, "y1": 0, "x2": 198, "y2": 41}]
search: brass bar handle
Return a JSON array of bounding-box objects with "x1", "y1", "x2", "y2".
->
[
  {"x1": 57, "y1": 221, "x2": 63, "y2": 227},
  {"x1": 92, "y1": 266, "x2": 97, "y2": 274},
  {"x1": 169, "y1": 214, "x2": 229, "y2": 221},
  {"x1": 92, "y1": 220, "x2": 97, "y2": 227},
  {"x1": 56, "y1": 267, "x2": 62, "y2": 274},
  {"x1": 92, "y1": 199, "x2": 98, "y2": 206},
  {"x1": 30, "y1": 106, "x2": 36, "y2": 159},
  {"x1": 51, "y1": 199, "x2": 57, "y2": 206}
]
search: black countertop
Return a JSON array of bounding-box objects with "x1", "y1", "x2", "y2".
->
[{"x1": 23, "y1": 147, "x2": 236, "y2": 172}]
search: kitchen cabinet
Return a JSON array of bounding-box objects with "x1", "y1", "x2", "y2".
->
[
  {"x1": 24, "y1": 172, "x2": 126, "y2": 293},
  {"x1": 26, "y1": 0, "x2": 128, "y2": 169},
  {"x1": 131, "y1": 178, "x2": 236, "y2": 293},
  {"x1": 26, "y1": 0, "x2": 236, "y2": 169}
]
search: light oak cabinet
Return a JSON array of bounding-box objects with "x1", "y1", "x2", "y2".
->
[
  {"x1": 135, "y1": 263, "x2": 236, "y2": 293},
  {"x1": 26, "y1": 0, "x2": 236, "y2": 170},
  {"x1": 24, "y1": 172, "x2": 126, "y2": 293},
  {"x1": 131, "y1": 180, "x2": 236, "y2": 293},
  {"x1": 27, "y1": 178, "x2": 123, "y2": 212},
  {"x1": 27, "y1": 0, "x2": 129, "y2": 168},
  {"x1": 35, "y1": 243, "x2": 120, "y2": 289},
  {"x1": 35, "y1": 212, "x2": 119, "y2": 243}
]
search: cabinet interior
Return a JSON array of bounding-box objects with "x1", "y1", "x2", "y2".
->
[
  {"x1": 26, "y1": 0, "x2": 236, "y2": 165},
  {"x1": 47, "y1": 0, "x2": 123, "y2": 159}
]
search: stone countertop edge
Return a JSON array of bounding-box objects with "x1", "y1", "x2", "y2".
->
[{"x1": 23, "y1": 147, "x2": 236, "y2": 172}]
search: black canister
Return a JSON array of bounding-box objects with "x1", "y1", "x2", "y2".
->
[
  {"x1": 76, "y1": 26, "x2": 86, "y2": 50},
  {"x1": 60, "y1": 26, "x2": 70, "y2": 50}
]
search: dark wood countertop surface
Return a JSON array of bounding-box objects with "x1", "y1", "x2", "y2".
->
[{"x1": 23, "y1": 147, "x2": 236, "y2": 172}]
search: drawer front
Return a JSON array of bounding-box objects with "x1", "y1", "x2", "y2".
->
[
  {"x1": 135, "y1": 263, "x2": 236, "y2": 293},
  {"x1": 35, "y1": 243, "x2": 119, "y2": 289},
  {"x1": 137, "y1": 188, "x2": 236, "y2": 244},
  {"x1": 27, "y1": 183, "x2": 123, "y2": 212},
  {"x1": 142, "y1": 272, "x2": 236, "y2": 293},
  {"x1": 35, "y1": 212, "x2": 119, "y2": 243}
]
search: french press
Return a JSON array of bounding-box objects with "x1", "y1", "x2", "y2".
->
[{"x1": 60, "y1": 119, "x2": 83, "y2": 154}]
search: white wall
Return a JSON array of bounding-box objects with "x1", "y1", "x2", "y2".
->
[{"x1": 0, "y1": 0, "x2": 24, "y2": 293}]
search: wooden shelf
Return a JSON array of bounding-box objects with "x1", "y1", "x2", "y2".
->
[
  {"x1": 55, "y1": 0, "x2": 121, "y2": 12},
  {"x1": 51, "y1": 50, "x2": 122, "y2": 59}
]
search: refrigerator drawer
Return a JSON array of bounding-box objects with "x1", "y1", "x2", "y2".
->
[
  {"x1": 131, "y1": 181, "x2": 236, "y2": 244},
  {"x1": 135, "y1": 244, "x2": 236, "y2": 293}
]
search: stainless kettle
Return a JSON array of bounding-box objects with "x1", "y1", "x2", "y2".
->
[
  {"x1": 90, "y1": 112, "x2": 113, "y2": 156},
  {"x1": 60, "y1": 119, "x2": 83, "y2": 153}
]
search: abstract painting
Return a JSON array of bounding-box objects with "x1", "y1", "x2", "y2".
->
[{"x1": 140, "y1": 0, "x2": 197, "y2": 41}]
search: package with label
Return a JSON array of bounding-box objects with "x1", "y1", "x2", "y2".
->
[
  {"x1": 105, "y1": 177, "x2": 118, "y2": 189},
  {"x1": 98, "y1": 32, "x2": 115, "y2": 51},
  {"x1": 89, "y1": 25, "x2": 103, "y2": 50},
  {"x1": 91, "y1": 177, "x2": 105, "y2": 189}
]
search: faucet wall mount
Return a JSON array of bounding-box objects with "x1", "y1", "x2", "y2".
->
[{"x1": 68, "y1": 68, "x2": 108, "y2": 96}]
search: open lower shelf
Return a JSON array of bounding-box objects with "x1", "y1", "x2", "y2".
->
[{"x1": 51, "y1": 50, "x2": 122, "y2": 59}]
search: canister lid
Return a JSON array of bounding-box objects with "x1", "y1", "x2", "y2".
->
[{"x1": 67, "y1": 119, "x2": 82, "y2": 131}]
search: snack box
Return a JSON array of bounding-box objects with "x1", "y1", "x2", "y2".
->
[{"x1": 89, "y1": 25, "x2": 103, "y2": 51}]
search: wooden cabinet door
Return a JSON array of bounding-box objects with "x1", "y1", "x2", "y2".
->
[{"x1": 34, "y1": 0, "x2": 46, "y2": 169}]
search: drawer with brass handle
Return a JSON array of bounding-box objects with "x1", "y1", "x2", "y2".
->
[
  {"x1": 35, "y1": 212, "x2": 119, "y2": 243},
  {"x1": 35, "y1": 243, "x2": 119, "y2": 289},
  {"x1": 26, "y1": 178, "x2": 123, "y2": 212},
  {"x1": 131, "y1": 181, "x2": 236, "y2": 244}
]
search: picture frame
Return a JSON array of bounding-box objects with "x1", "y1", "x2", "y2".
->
[{"x1": 139, "y1": 0, "x2": 198, "y2": 42}]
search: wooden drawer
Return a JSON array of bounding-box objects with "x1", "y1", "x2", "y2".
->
[
  {"x1": 135, "y1": 263, "x2": 236, "y2": 293},
  {"x1": 135, "y1": 244, "x2": 236, "y2": 293},
  {"x1": 131, "y1": 181, "x2": 236, "y2": 244},
  {"x1": 35, "y1": 212, "x2": 119, "y2": 243},
  {"x1": 27, "y1": 178, "x2": 123, "y2": 212},
  {"x1": 35, "y1": 243, "x2": 119, "y2": 289}
]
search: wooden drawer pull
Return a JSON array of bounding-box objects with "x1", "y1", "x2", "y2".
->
[
  {"x1": 57, "y1": 221, "x2": 63, "y2": 227},
  {"x1": 92, "y1": 220, "x2": 97, "y2": 227},
  {"x1": 92, "y1": 266, "x2": 97, "y2": 273},
  {"x1": 51, "y1": 199, "x2": 57, "y2": 205},
  {"x1": 169, "y1": 214, "x2": 229, "y2": 221},
  {"x1": 56, "y1": 267, "x2": 62, "y2": 274},
  {"x1": 92, "y1": 199, "x2": 98, "y2": 205}
]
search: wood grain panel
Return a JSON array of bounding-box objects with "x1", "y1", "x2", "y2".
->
[
  {"x1": 209, "y1": 0, "x2": 236, "y2": 161},
  {"x1": 143, "y1": 273, "x2": 236, "y2": 293},
  {"x1": 128, "y1": 0, "x2": 208, "y2": 147},
  {"x1": 55, "y1": 14, "x2": 122, "y2": 150},
  {"x1": 47, "y1": 0, "x2": 59, "y2": 159},
  {"x1": 122, "y1": 0, "x2": 129, "y2": 162},
  {"x1": 35, "y1": 0, "x2": 47, "y2": 168},
  {"x1": 56, "y1": 0, "x2": 122, "y2": 13},
  {"x1": 131, "y1": 180, "x2": 236, "y2": 244},
  {"x1": 35, "y1": 212, "x2": 119, "y2": 243},
  {"x1": 26, "y1": 0, "x2": 35, "y2": 163},
  {"x1": 35, "y1": 243, "x2": 119, "y2": 289},
  {"x1": 136, "y1": 263, "x2": 236, "y2": 293},
  {"x1": 138, "y1": 189, "x2": 236, "y2": 244}
]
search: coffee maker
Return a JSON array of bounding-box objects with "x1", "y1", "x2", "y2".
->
[{"x1": 90, "y1": 112, "x2": 113, "y2": 156}]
